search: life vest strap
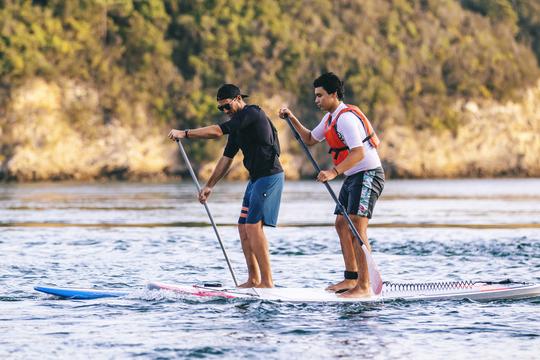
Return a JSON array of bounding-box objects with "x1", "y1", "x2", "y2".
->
[
  {"x1": 346, "y1": 107, "x2": 380, "y2": 149},
  {"x1": 362, "y1": 133, "x2": 374, "y2": 143},
  {"x1": 328, "y1": 146, "x2": 349, "y2": 160}
]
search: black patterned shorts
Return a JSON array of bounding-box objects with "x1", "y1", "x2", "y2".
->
[{"x1": 334, "y1": 167, "x2": 385, "y2": 219}]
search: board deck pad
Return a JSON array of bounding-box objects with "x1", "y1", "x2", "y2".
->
[{"x1": 35, "y1": 281, "x2": 540, "y2": 302}]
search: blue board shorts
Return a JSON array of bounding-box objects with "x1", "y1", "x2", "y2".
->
[
  {"x1": 239, "y1": 172, "x2": 284, "y2": 227},
  {"x1": 334, "y1": 167, "x2": 385, "y2": 219}
]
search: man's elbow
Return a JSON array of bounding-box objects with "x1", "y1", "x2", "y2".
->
[
  {"x1": 220, "y1": 156, "x2": 234, "y2": 168},
  {"x1": 306, "y1": 133, "x2": 318, "y2": 146},
  {"x1": 211, "y1": 125, "x2": 223, "y2": 138},
  {"x1": 351, "y1": 148, "x2": 365, "y2": 162}
]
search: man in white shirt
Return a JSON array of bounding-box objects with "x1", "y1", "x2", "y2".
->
[{"x1": 279, "y1": 72, "x2": 385, "y2": 298}]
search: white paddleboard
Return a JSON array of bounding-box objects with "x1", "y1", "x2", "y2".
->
[{"x1": 147, "y1": 281, "x2": 540, "y2": 303}]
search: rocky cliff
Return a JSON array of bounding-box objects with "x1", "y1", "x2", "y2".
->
[{"x1": 1, "y1": 79, "x2": 539, "y2": 181}]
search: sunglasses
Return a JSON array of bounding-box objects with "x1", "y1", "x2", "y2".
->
[
  {"x1": 217, "y1": 99, "x2": 237, "y2": 112},
  {"x1": 217, "y1": 103, "x2": 232, "y2": 112}
]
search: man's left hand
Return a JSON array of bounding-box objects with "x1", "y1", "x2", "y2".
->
[
  {"x1": 317, "y1": 169, "x2": 337, "y2": 183},
  {"x1": 168, "y1": 129, "x2": 185, "y2": 140}
]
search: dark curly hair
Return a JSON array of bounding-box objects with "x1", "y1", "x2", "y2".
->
[{"x1": 313, "y1": 72, "x2": 344, "y2": 100}]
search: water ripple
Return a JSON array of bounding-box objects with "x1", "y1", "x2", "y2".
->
[{"x1": 1, "y1": 180, "x2": 539, "y2": 359}]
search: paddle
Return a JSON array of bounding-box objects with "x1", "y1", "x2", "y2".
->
[
  {"x1": 283, "y1": 116, "x2": 383, "y2": 295},
  {"x1": 175, "y1": 139, "x2": 239, "y2": 287}
]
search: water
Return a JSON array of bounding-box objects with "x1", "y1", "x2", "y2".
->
[{"x1": 1, "y1": 179, "x2": 539, "y2": 359}]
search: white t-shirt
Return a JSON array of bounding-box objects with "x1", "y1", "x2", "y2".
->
[{"x1": 311, "y1": 102, "x2": 381, "y2": 176}]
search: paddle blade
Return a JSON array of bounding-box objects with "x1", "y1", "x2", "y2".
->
[{"x1": 362, "y1": 244, "x2": 383, "y2": 295}]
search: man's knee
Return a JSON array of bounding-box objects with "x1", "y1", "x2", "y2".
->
[
  {"x1": 350, "y1": 215, "x2": 367, "y2": 228},
  {"x1": 245, "y1": 221, "x2": 263, "y2": 236},
  {"x1": 350, "y1": 215, "x2": 369, "y2": 239},
  {"x1": 238, "y1": 223, "x2": 248, "y2": 238},
  {"x1": 335, "y1": 215, "x2": 347, "y2": 229}
]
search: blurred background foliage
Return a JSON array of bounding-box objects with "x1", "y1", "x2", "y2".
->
[{"x1": 1, "y1": 0, "x2": 539, "y2": 178}]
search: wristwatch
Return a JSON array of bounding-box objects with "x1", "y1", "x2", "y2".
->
[{"x1": 184, "y1": 129, "x2": 190, "y2": 138}]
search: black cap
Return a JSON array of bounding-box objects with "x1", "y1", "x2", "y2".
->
[{"x1": 216, "y1": 84, "x2": 249, "y2": 100}]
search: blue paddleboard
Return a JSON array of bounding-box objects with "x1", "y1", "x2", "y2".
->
[{"x1": 34, "y1": 286, "x2": 128, "y2": 299}]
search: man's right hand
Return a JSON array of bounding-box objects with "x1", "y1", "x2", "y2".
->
[
  {"x1": 278, "y1": 107, "x2": 293, "y2": 120},
  {"x1": 198, "y1": 186, "x2": 213, "y2": 204}
]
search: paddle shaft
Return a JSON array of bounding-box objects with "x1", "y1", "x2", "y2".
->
[
  {"x1": 176, "y1": 140, "x2": 239, "y2": 287},
  {"x1": 283, "y1": 116, "x2": 367, "y2": 248}
]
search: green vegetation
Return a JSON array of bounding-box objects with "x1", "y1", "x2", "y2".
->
[{"x1": 1, "y1": 0, "x2": 539, "y2": 178}]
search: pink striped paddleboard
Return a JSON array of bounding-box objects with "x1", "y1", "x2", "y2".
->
[{"x1": 146, "y1": 281, "x2": 540, "y2": 303}]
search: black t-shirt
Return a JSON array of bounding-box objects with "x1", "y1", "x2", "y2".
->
[{"x1": 219, "y1": 105, "x2": 283, "y2": 180}]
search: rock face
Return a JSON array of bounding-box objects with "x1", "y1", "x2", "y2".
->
[
  {"x1": 380, "y1": 83, "x2": 540, "y2": 178},
  {"x1": 1, "y1": 79, "x2": 540, "y2": 181},
  {"x1": 1, "y1": 79, "x2": 169, "y2": 181}
]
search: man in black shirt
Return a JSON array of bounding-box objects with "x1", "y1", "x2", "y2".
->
[{"x1": 168, "y1": 84, "x2": 284, "y2": 288}]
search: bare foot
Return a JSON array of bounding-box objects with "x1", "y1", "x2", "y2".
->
[
  {"x1": 325, "y1": 279, "x2": 357, "y2": 292},
  {"x1": 337, "y1": 286, "x2": 372, "y2": 299},
  {"x1": 254, "y1": 282, "x2": 274, "y2": 288},
  {"x1": 238, "y1": 281, "x2": 260, "y2": 288}
]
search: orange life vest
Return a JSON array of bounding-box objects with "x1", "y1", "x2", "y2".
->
[{"x1": 324, "y1": 104, "x2": 380, "y2": 165}]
